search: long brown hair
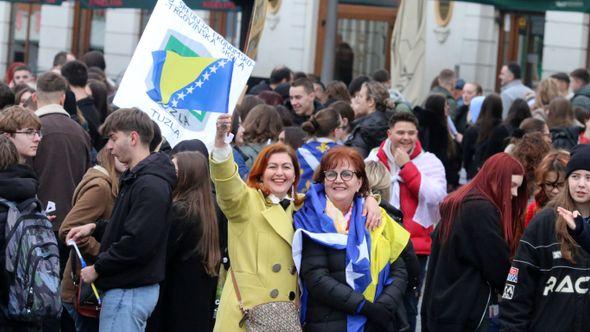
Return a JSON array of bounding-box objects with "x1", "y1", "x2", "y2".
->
[
  {"x1": 96, "y1": 147, "x2": 121, "y2": 197},
  {"x1": 247, "y1": 143, "x2": 303, "y2": 205},
  {"x1": 438, "y1": 153, "x2": 527, "y2": 255},
  {"x1": 548, "y1": 174, "x2": 580, "y2": 263},
  {"x1": 533, "y1": 150, "x2": 570, "y2": 209},
  {"x1": 172, "y1": 151, "x2": 220, "y2": 276}
]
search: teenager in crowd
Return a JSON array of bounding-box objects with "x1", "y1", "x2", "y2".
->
[
  {"x1": 500, "y1": 144, "x2": 590, "y2": 331},
  {"x1": 66, "y1": 108, "x2": 176, "y2": 331},
  {"x1": 147, "y1": 151, "x2": 220, "y2": 332},
  {"x1": 547, "y1": 97, "x2": 581, "y2": 151},
  {"x1": 59, "y1": 147, "x2": 127, "y2": 332},
  {"x1": 510, "y1": 132, "x2": 552, "y2": 202},
  {"x1": 525, "y1": 150, "x2": 570, "y2": 226},
  {"x1": 297, "y1": 107, "x2": 341, "y2": 193},
  {"x1": 0, "y1": 105, "x2": 42, "y2": 163},
  {"x1": 422, "y1": 153, "x2": 527, "y2": 331},
  {"x1": 294, "y1": 147, "x2": 410, "y2": 332}
]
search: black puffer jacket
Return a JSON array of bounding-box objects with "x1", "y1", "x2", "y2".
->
[
  {"x1": 93, "y1": 152, "x2": 177, "y2": 290},
  {"x1": 300, "y1": 235, "x2": 408, "y2": 332},
  {"x1": 0, "y1": 164, "x2": 39, "y2": 326},
  {"x1": 346, "y1": 110, "x2": 393, "y2": 158},
  {"x1": 550, "y1": 126, "x2": 581, "y2": 151}
]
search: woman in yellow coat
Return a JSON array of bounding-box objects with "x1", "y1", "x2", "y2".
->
[{"x1": 211, "y1": 115, "x2": 381, "y2": 331}]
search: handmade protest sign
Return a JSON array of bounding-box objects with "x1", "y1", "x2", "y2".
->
[{"x1": 113, "y1": 0, "x2": 255, "y2": 147}]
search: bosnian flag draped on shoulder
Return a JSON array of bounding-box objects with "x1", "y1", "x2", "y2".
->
[
  {"x1": 296, "y1": 140, "x2": 339, "y2": 193},
  {"x1": 292, "y1": 183, "x2": 409, "y2": 331}
]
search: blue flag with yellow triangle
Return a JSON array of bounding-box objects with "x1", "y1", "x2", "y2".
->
[{"x1": 146, "y1": 50, "x2": 234, "y2": 114}]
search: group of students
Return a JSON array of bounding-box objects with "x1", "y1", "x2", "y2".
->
[{"x1": 0, "y1": 52, "x2": 590, "y2": 332}]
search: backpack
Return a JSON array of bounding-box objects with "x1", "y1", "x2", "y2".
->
[{"x1": 0, "y1": 198, "x2": 61, "y2": 322}]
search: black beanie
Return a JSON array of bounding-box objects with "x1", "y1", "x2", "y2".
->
[{"x1": 566, "y1": 144, "x2": 590, "y2": 178}]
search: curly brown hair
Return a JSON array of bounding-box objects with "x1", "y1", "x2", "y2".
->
[{"x1": 510, "y1": 132, "x2": 553, "y2": 196}]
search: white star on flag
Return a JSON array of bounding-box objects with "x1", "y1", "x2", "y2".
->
[
  {"x1": 210, "y1": 65, "x2": 218, "y2": 74},
  {"x1": 177, "y1": 91, "x2": 186, "y2": 100},
  {"x1": 203, "y1": 72, "x2": 210, "y2": 81},
  {"x1": 218, "y1": 60, "x2": 227, "y2": 68},
  {"x1": 345, "y1": 260, "x2": 365, "y2": 287},
  {"x1": 171, "y1": 99, "x2": 179, "y2": 108},
  {"x1": 355, "y1": 236, "x2": 369, "y2": 263},
  {"x1": 195, "y1": 80, "x2": 204, "y2": 88},
  {"x1": 186, "y1": 86, "x2": 194, "y2": 94}
]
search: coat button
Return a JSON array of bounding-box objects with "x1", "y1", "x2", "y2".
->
[
  {"x1": 270, "y1": 289, "x2": 279, "y2": 298},
  {"x1": 289, "y1": 265, "x2": 297, "y2": 275},
  {"x1": 289, "y1": 291, "x2": 296, "y2": 301},
  {"x1": 272, "y1": 264, "x2": 281, "y2": 273}
]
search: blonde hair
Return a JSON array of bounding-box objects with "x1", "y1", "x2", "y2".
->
[
  {"x1": 533, "y1": 78, "x2": 560, "y2": 111},
  {"x1": 365, "y1": 160, "x2": 391, "y2": 202}
]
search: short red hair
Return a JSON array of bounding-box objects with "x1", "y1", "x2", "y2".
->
[
  {"x1": 246, "y1": 143, "x2": 303, "y2": 204},
  {"x1": 312, "y1": 146, "x2": 371, "y2": 196}
]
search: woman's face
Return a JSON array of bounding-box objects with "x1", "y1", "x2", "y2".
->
[
  {"x1": 334, "y1": 117, "x2": 349, "y2": 141},
  {"x1": 324, "y1": 161, "x2": 363, "y2": 209},
  {"x1": 352, "y1": 86, "x2": 373, "y2": 118},
  {"x1": 542, "y1": 171, "x2": 565, "y2": 201},
  {"x1": 568, "y1": 170, "x2": 590, "y2": 205},
  {"x1": 511, "y1": 174, "x2": 524, "y2": 197},
  {"x1": 542, "y1": 124, "x2": 552, "y2": 144},
  {"x1": 262, "y1": 152, "x2": 296, "y2": 198}
]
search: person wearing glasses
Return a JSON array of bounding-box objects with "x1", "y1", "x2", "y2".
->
[
  {"x1": 297, "y1": 107, "x2": 341, "y2": 193},
  {"x1": 524, "y1": 150, "x2": 570, "y2": 226},
  {"x1": 294, "y1": 146, "x2": 410, "y2": 332},
  {"x1": 0, "y1": 105, "x2": 42, "y2": 163}
]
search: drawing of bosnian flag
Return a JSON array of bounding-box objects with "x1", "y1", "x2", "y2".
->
[{"x1": 146, "y1": 50, "x2": 234, "y2": 114}]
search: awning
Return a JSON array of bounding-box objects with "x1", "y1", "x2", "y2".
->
[
  {"x1": 78, "y1": 0, "x2": 237, "y2": 10},
  {"x1": 3, "y1": 0, "x2": 63, "y2": 4},
  {"x1": 457, "y1": 0, "x2": 590, "y2": 13},
  {"x1": 340, "y1": 0, "x2": 398, "y2": 7}
]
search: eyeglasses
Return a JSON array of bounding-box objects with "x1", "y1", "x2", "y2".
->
[
  {"x1": 12, "y1": 129, "x2": 42, "y2": 138},
  {"x1": 543, "y1": 181, "x2": 565, "y2": 190},
  {"x1": 324, "y1": 170, "x2": 357, "y2": 182}
]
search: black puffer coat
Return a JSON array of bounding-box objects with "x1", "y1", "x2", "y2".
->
[
  {"x1": 300, "y1": 235, "x2": 408, "y2": 332},
  {"x1": 346, "y1": 110, "x2": 394, "y2": 158}
]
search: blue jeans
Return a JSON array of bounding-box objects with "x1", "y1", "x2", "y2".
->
[
  {"x1": 63, "y1": 302, "x2": 99, "y2": 332},
  {"x1": 99, "y1": 284, "x2": 159, "y2": 332}
]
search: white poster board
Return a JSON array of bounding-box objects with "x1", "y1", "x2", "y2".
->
[{"x1": 113, "y1": 0, "x2": 255, "y2": 147}]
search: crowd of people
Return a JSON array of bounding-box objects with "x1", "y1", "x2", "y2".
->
[{"x1": 0, "y1": 49, "x2": 590, "y2": 332}]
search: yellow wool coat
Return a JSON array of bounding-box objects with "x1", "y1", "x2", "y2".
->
[{"x1": 211, "y1": 154, "x2": 300, "y2": 332}]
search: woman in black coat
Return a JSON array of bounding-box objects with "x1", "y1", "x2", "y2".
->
[
  {"x1": 147, "y1": 151, "x2": 220, "y2": 332},
  {"x1": 295, "y1": 147, "x2": 408, "y2": 332},
  {"x1": 421, "y1": 153, "x2": 528, "y2": 331},
  {"x1": 462, "y1": 94, "x2": 504, "y2": 179}
]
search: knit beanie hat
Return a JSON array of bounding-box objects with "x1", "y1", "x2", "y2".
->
[{"x1": 566, "y1": 144, "x2": 590, "y2": 178}]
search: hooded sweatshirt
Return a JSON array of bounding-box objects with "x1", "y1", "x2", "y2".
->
[
  {"x1": 366, "y1": 139, "x2": 447, "y2": 255},
  {"x1": 93, "y1": 152, "x2": 177, "y2": 290}
]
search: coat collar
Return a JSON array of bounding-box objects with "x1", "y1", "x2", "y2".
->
[
  {"x1": 35, "y1": 104, "x2": 70, "y2": 118},
  {"x1": 256, "y1": 189, "x2": 295, "y2": 246}
]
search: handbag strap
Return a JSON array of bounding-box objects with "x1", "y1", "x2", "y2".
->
[{"x1": 229, "y1": 269, "x2": 247, "y2": 314}]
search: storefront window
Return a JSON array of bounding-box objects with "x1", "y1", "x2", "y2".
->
[
  {"x1": 9, "y1": 4, "x2": 42, "y2": 72},
  {"x1": 89, "y1": 9, "x2": 106, "y2": 52}
]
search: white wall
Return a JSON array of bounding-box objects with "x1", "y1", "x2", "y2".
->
[
  {"x1": 542, "y1": 11, "x2": 589, "y2": 77},
  {"x1": 0, "y1": 3, "x2": 11, "y2": 77},
  {"x1": 103, "y1": 8, "x2": 141, "y2": 83},
  {"x1": 252, "y1": 0, "x2": 320, "y2": 77},
  {"x1": 424, "y1": 2, "x2": 498, "y2": 96},
  {"x1": 37, "y1": 2, "x2": 75, "y2": 73}
]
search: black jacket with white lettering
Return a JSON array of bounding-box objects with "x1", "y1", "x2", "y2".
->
[{"x1": 499, "y1": 208, "x2": 590, "y2": 332}]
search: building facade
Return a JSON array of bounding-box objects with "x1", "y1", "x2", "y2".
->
[{"x1": 0, "y1": 0, "x2": 588, "y2": 99}]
